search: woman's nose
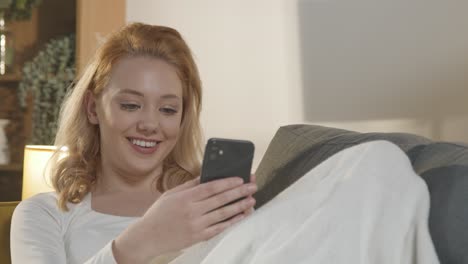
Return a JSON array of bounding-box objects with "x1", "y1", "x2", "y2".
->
[{"x1": 137, "y1": 112, "x2": 159, "y2": 134}]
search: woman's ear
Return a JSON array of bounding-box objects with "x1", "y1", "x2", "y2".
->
[{"x1": 85, "y1": 91, "x2": 99, "y2": 124}]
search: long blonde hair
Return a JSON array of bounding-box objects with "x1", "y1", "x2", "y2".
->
[{"x1": 51, "y1": 23, "x2": 203, "y2": 211}]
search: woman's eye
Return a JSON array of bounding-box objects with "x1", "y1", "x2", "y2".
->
[
  {"x1": 120, "y1": 103, "x2": 141, "y2": 111},
  {"x1": 160, "y1": 107, "x2": 177, "y2": 115}
]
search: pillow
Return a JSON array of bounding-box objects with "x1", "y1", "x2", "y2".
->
[
  {"x1": 422, "y1": 165, "x2": 468, "y2": 264},
  {"x1": 254, "y1": 124, "x2": 431, "y2": 208},
  {"x1": 411, "y1": 142, "x2": 468, "y2": 174}
]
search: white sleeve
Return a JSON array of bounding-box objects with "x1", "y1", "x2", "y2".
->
[
  {"x1": 10, "y1": 199, "x2": 67, "y2": 263},
  {"x1": 10, "y1": 198, "x2": 118, "y2": 264},
  {"x1": 83, "y1": 241, "x2": 117, "y2": 264}
]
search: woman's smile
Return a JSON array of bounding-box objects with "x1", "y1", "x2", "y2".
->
[{"x1": 127, "y1": 137, "x2": 161, "y2": 155}]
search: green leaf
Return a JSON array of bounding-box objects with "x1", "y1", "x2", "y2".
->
[{"x1": 17, "y1": 34, "x2": 75, "y2": 144}]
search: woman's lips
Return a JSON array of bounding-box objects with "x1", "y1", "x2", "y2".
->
[{"x1": 127, "y1": 138, "x2": 160, "y2": 155}]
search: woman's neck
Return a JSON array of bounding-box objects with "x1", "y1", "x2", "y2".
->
[
  {"x1": 90, "y1": 164, "x2": 163, "y2": 217},
  {"x1": 93, "y1": 164, "x2": 163, "y2": 196}
]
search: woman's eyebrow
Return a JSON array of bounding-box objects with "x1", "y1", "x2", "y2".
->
[
  {"x1": 117, "y1": 89, "x2": 181, "y2": 100},
  {"x1": 161, "y1": 94, "x2": 181, "y2": 100},
  {"x1": 118, "y1": 89, "x2": 144, "y2": 97}
]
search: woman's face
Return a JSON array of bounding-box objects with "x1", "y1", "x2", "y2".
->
[{"x1": 87, "y1": 56, "x2": 183, "y2": 178}]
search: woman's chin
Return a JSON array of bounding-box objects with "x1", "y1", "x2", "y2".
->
[{"x1": 127, "y1": 162, "x2": 162, "y2": 177}]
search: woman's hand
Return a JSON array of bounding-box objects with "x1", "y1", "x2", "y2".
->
[{"x1": 113, "y1": 174, "x2": 257, "y2": 263}]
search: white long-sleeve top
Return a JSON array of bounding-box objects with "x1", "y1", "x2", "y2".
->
[{"x1": 10, "y1": 192, "x2": 138, "y2": 264}]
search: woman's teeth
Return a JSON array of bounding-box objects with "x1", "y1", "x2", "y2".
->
[{"x1": 131, "y1": 139, "x2": 157, "y2": 148}]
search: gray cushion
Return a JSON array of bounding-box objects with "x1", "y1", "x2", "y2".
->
[
  {"x1": 422, "y1": 165, "x2": 468, "y2": 264},
  {"x1": 412, "y1": 142, "x2": 468, "y2": 173},
  {"x1": 254, "y1": 124, "x2": 431, "y2": 207},
  {"x1": 410, "y1": 142, "x2": 468, "y2": 263}
]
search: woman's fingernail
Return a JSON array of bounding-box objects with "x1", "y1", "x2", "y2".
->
[
  {"x1": 248, "y1": 184, "x2": 257, "y2": 192},
  {"x1": 232, "y1": 177, "x2": 242, "y2": 185}
]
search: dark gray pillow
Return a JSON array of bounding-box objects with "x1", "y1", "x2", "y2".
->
[
  {"x1": 422, "y1": 165, "x2": 468, "y2": 264},
  {"x1": 254, "y1": 124, "x2": 431, "y2": 208},
  {"x1": 411, "y1": 142, "x2": 468, "y2": 174}
]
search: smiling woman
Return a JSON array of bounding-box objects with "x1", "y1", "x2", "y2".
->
[
  {"x1": 9, "y1": 23, "x2": 258, "y2": 264},
  {"x1": 48, "y1": 24, "x2": 205, "y2": 213}
]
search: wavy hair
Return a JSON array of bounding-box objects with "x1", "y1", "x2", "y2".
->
[{"x1": 51, "y1": 23, "x2": 203, "y2": 211}]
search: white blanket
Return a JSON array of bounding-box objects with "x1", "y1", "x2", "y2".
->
[{"x1": 168, "y1": 141, "x2": 440, "y2": 264}]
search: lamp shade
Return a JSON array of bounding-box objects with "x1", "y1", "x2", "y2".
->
[{"x1": 22, "y1": 145, "x2": 60, "y2": 200}]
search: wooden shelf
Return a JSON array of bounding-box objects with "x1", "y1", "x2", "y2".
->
[
  {"x1": 0, "y1": 71, "x2": 21, "y2": 82},
  {"x1": 0, "y1": 163, "x2": 23, "y2": 172}
]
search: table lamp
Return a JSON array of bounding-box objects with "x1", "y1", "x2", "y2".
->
[{"x1": 21, "y1": 145, "x2": 62, "y2": 200}]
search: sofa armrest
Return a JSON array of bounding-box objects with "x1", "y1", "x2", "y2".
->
[{"x1": 0, "y1": 201, "x2": 20, "y2": 264}]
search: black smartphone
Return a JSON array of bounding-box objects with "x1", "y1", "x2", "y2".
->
[{"x1": 200, "y1": 138, "x2": 255, "y2": 185}]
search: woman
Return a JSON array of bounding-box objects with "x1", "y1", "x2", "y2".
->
[{"x1": 11, "y1": 23, "x2": 258, "y2": 263}]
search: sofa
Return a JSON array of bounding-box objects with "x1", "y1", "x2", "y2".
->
[
  {"x1": 1, "y1": 124, "x2": 467, "y2": 263},
  {"x1": 0, "y1": 201, "x2": 19, "y2": 263},
  {"x1": 253, "y1": 124, "x2": 468, "y2": 264}
]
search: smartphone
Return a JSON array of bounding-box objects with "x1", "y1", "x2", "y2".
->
[{"x1": 200, "y1": 138, "x2": 255, "y2": 185}]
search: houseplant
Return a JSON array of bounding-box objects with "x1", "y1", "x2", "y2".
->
[{"x1": 18, "y1": 34, "x2": 75, "y2": 145}]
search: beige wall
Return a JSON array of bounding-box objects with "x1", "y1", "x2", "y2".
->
[
  {"x1": 297, "y1": 0, "x2": 468, "y2": 143},
  {"x1": 127, "y1": 0, "x2": 468, "y2": 167}
]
